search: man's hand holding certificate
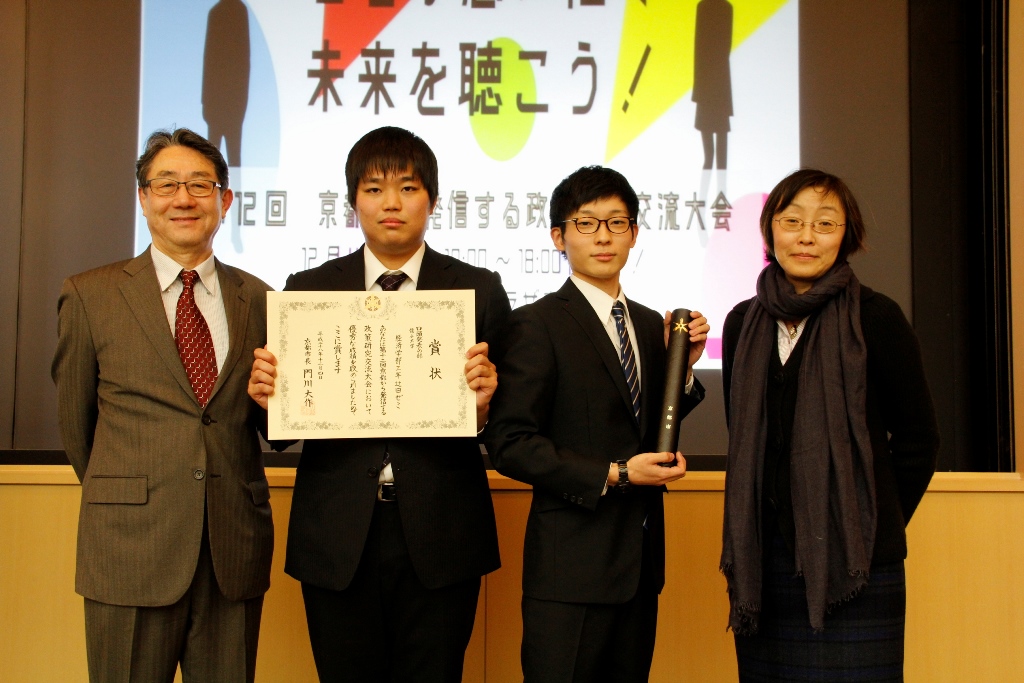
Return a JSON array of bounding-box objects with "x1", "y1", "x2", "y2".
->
[{"x1": 255, "y1": 290, "x2": 479, "y2": 440}]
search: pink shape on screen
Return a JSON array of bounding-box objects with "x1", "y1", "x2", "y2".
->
[
  {"x1": 705, "y1": 337, "x2": 722, "y2": 360},
  {"x1": 702, "y1": 193, "x2": 769, "y2": 338}
]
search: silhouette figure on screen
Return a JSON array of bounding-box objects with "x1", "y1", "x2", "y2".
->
[
  {"x1": 693, "y1": 0, "x2": 733, "y2": 171},
  {"x1": 203, "y1": 0, "x2": 250, "y2": 253},
  {"x1": 203, "y1": 0, "x2": 250, "y2": 167}
]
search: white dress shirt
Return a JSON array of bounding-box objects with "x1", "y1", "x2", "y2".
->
[
  {"x1": 151, "y1": 245, "x2": 229, "y2": 373},
  {"x1": 363, "y1": 243, "x2": 426, "y2": 293}
]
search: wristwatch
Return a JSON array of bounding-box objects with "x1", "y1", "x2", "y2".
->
[{"x1": 616, "y1": 459, "x2": 630, "y2": 491}]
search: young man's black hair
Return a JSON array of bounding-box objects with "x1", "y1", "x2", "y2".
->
[{"x1": 344, "y1": 125, "x2": 439, "y2": 207}]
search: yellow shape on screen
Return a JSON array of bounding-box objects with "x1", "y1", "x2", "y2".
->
[
  {"x1": 606, "y1": 0, "x2": 789, "y2": 163},
  {"x1": 469, "y1": 37, "x2": 539, "y2": 161}
]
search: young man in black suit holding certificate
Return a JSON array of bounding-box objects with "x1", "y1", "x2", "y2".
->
[
  {"x1": 486, "y1": 166, "x2": 710, "y2": 682},
  {"x1": 248, "y1": 127, "x2": 510, "y2": 682}
]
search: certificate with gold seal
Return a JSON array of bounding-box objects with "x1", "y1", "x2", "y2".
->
[{"x1": 267, "y1": 290, "x2": 476, "y2": 440}]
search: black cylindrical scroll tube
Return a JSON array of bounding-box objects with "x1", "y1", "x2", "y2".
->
[{"x1": 656, "y1": 308, "x2": 691, "y2": 454}]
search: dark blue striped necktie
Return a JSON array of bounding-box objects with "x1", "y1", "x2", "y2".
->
[{"x1": 611, "y1": 301, "x2": 640, "y2": 419}]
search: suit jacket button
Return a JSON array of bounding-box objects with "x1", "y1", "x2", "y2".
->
[
  {"x1": 201, "y1": 415, "x2": 212, "y2": 425},
  {"x1": 368, "y1": 467, "x2": 379, "y2": 477},
  {"x1": 570, "y1": 495, "x2": 577, "y2": 503},
  {"x1": 193, "y1": 469, "x2": 205, "y2": 480},
  {"x1": 563, "y1": 493, "x2": 568, "y2": 500}
]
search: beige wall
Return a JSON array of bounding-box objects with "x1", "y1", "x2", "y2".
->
[{"x1": 2, "y1": 469, "x2": 1022, "y2": 683}]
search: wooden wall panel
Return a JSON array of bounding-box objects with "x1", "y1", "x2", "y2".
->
[
  {"x1": 0, "y1": 483, "x2": 86, "y2": 681},
  {"x1": 485, "y1": 492, "x2": 531, "y2": 682},
  {"x1": 903, "y1": 491, "x2": 1024, "y2": 680},
  {"x1": 2, "y1": 469, "x2": 1023, "y2": 682},
  {"x1": 653, "y1": 491, "x2": 737, "y2": 682},
  {"x1": 253, "y1": 487, "x2": 318, "y2": 682}
]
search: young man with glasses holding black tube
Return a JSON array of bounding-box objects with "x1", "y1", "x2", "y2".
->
[{"x1": 486, "y1": 165, "x2": 710, "y2": 682}]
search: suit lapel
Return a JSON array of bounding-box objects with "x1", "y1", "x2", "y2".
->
[
  {"x1": 119, "y1": 251, "x2": 196, "y2": 404},
  {"x1": 206, "y1": 260, "x2": 247, "y2": 405},
  {"x1": 416, "y1": 245, "x2": 455, "y2": 291},
  {"x1": 558, "y1": 279, "x2": 639, "y2": 429},
  {"x1": 329, "y1": 246, "x2": 368, "y2": 291}
]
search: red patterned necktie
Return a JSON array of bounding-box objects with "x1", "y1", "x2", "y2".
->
[{"x1": 175, "y1": 270, "x2": 218, "y2": 407}]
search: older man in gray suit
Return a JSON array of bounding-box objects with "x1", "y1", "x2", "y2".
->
[{"x1": 52, "y1": 128, "x2": 273, "y2": 683}]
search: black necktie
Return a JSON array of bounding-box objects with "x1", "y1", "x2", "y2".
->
[
  {"x1": 377, "y1": 271, "x2": 408, "y2": 291},
  {"x1": 377, "y1": 270, "x2": 408, "y2": 471}
]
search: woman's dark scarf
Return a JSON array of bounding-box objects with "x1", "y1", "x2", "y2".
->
[{"x1": 720, "y1": 260, "x2": 876, "y2": 634}]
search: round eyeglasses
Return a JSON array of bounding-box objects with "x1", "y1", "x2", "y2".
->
[
  {"x1": 562, "y1": 217, "x2": 635, "y2": 234},
  {"x1": 773, "y1": 217, "x2": 845, "y2": 234},
  {"x1": 143, "y1": 178, "x2": 222, "y2": 198}
]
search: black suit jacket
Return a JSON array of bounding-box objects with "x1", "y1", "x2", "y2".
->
[
  {"x1": 486, "y1": 279, "x2": 704, "y2": 604},
  {"x1": 283, "y1": 245, "x2": 511, "y2": 591}
]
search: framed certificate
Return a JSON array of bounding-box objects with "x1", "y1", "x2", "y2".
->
[{"x1": 267, "y1": 290, "x2": 476, "y2": 440}]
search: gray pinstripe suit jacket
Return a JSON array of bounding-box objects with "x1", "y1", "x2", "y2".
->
[{"x1": 52, "y1": 249, "x2": 274, "y2": 606}]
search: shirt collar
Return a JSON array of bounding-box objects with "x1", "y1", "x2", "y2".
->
[
  {"x1": 363, "y1": 242, "x2": 426, "y2": 290},
  {"x1": 776, "y1": 316, "x2": 809, "y2": 339},
  {"x1": 150, "y1": 244, "x2": 218, "y2": 296},
  {"x1": 570, "y1": 274, "x2": 629, "y2": 323}
]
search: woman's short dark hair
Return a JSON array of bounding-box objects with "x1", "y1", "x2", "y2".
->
[
  {"x1": 549, "y1": 165, "x2": 640, "y2": 232},
  {"x1": 135, "y1": 128, "x2": 230, "y2": 189},
  {"x1": 759, "y1": 169, "x2": 866, "y2": 262},
  {"x1": 345, "y1": 126, "x2": 439, "y2": 207}
]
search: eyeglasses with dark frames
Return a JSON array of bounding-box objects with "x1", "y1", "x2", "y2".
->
[
  {"x1": 562, "y1": 216, "x2": 636, "y2": 234},
  {"x1": 143, "y1": 178, "x2": 222, "y2": 198}
]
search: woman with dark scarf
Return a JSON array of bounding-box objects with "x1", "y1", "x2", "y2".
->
[{"x1": 720, "y1": 169, "x2": 939, "y2": 681}]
